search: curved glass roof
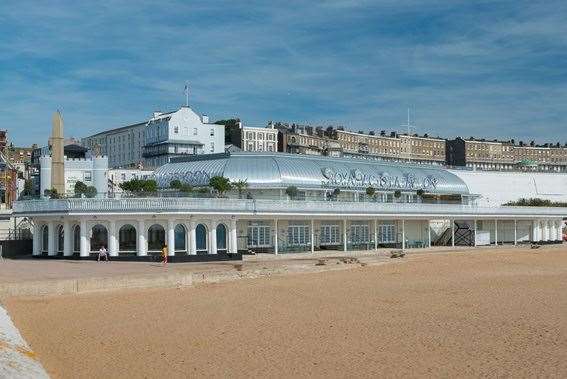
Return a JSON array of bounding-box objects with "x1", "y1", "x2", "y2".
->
[{"x1": 154, "y1": 152, "x2": 470, "y2": 195}]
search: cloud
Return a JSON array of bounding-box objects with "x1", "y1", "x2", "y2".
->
[{"x1": 0, "y1": 0, "x2": 566, "y2": 146}]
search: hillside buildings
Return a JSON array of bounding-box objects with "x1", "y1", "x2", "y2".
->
[{"x1": 447, "y1": 137, "x2": 567, "y2": 172}]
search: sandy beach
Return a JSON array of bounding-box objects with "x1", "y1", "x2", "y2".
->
[{"x1": 4, "y1": 246, "x2": 567, "y2": 378}]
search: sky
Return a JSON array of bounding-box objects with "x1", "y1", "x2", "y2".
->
[{"x1": 1, "y1": 0, "x2": 567, "y2": 146}]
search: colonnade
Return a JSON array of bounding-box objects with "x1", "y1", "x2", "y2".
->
[{"x1": 32, "y1": 217, "x2": 239, "y2": 257}]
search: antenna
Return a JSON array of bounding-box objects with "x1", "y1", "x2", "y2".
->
[
  {"x1": 400, "y1": 107, "x2": 416, "y2": 163},
  {"x1": 184, "y1": 82, "x2": 190, "y2": 107}
]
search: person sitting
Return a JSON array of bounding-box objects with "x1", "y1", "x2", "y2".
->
[{"x1": 98, "y1": 245, "x2": 109, "y2": 262}]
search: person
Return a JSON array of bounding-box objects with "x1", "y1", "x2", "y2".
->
[
  {"x1": 161, "y1": 244, "x2": 168, "y2": 266},
  {"x1": 98, "y1": 245, "x2": 109, "y2": 262}
]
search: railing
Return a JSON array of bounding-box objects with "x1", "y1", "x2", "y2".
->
[{"x1": 13, "y1": 197, "x2": 567, "y2": 217}]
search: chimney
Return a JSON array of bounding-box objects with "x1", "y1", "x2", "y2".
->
[{"x1": 202, "y1": 114, "x2": 209, "y2": 123}]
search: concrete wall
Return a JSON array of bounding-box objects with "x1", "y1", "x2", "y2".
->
[{"x1": 450, "y1": 170, "x2": 567, "y2": 206}]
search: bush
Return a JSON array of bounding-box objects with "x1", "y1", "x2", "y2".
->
[
  {"x1": 394, "y1": 190, "x2": 402, "y2": 198},
  {"x1": 119, "y1": 179, "x2": 157, "y2": 193},
  {"x1": 285, "y1": 185, "x2": 298, "y2": 199},
  {"x1": 365, "y1": 186, "x2": 376, "y2": 197},
  {"x1": 503, "y1": 197, "x2": 567, "y2": 207},
  {"x1": 169, "y1": 180, "x2": 182, "y2": 189},
  {"x1": 209, "y1": 176, "x2": 232, "y2": 196},
  {"x1": 84, "y1": 186, "x2": 98, "y2": 198}
]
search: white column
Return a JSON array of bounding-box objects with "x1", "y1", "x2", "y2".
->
[
  {"x1": 532, "y1": 220, "x2": 537, "y2": 242},
  {"x1": 189, "y1": 221, "x2": 197, "y2": 255},
  {"x1": 47, "y1": 220, "x2": 55, "y2": 256},
  {"x1": 310, "y1": 219, "x2": 314, "y2": 253},
  {"x1": 558, "y1": 220, "x2": 563, "y2": 241},
  {"x1": 108, "y1": 220, "x2": 118, "y2": 257},
  {"x1": 138, "y1": 219, "x2": 147, "y2": 256},
  {"x1": 547, "y1": 220, "x2": 553, "y2": 241},
  {"x1": 273, "y1": 219, "x2": 278, "y2": 255},
  {"x1": 494, "y1": 219, "x2": 498, "y2": 245},
  {"x1": 167, "y1": 219, "x2": 176, "y2": 256},
  {"x1": 343, "y1": 219, "x2": 347, "y2": 252},
  {"x1": 451, "y1": 219, "x2": 455, "y2": 247},
  {"x1": 542, "y1": 220, "x2": 549, "y2": 241},
  {"x1": 514, "y1": 220, "x2": 517, "y2": 246},
  {"x1": 80, "y1": 219, "x2": 89, "y2": 257},
  {"x1": 374, "y1": 219, "x2": 378, "y2": 250},
  {"x1": 63, "y1": 220, "x2": 72, "y2": 256},
  {"x1": 402, "y1": 219, "x2": 405, "y2": 250},
  {"x1": 427, "y1": 220, "x2": 431, "y2": 248},
  {"x1": 231, "y1": 219, "x2": 238, "y2": 254},
  {"x1": 32, "y1": 222, "x2": 41, "y2": 256},
  {"x1": 474, "y1": 219, "x2": 477, "y2": 247},
  {"x1": 209, "y1": 222, "x2": 217, "y2": 254}
]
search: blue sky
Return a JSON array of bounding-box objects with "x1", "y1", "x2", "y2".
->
[{"x1": 1, "y1": 0, "x2": 567, "y2": 146}]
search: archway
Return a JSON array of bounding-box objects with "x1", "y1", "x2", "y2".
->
[
  {"x1": 57, "y1": 225, "x2": 64, "y2": 254},
  {"x1": 174, "y1": 224, "x2": 186, "y2": 253},
  {"x1": 216, "y1": 223, "x2": 228, "y2": 253},
  {"x1": 195, "y1": 224, "x2": 208, "y2": 254},
  {"x1": 148, "y1": 224, "x2": 165, "y2": 252},
  {"x1": 73, "y1": 225, "x2": 80, "y2": 253},
  {"x1": 41, "y1": 225, "x2": 49, "y2": 253},
  {"x1": 90, "y1": 224, "x2": 108, "y2": 252},
  {"x1": 119, "y1": 224, "x2": 137, "y2": 252}
]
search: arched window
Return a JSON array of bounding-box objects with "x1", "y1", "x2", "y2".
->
[
  {"x1": 41, "y1": 225, "x2": 49, "y2": 253},
  {"x1": 216, "y1": 224, "x2": 227, "y2": 252},
  {"x1": 73, "y1": 225, "x2": 80, "y2": 253},
  {"x1": 57, "y1": 225, "x2": 64, "y2": 253},
  {"x1": 119, "y1": 224, "x2": 137, "y2": 252},
  {"x1": 90, "y1": 224, "x2": 108, "y2": 251},
  {"x1": 148, "y1": 224, "x2": 165, "y2": 251},
  {"x1": 174, "y1": 224, "x2": 186, "y2": 252},
  {"x1": 195, "y1": 224, "x2": 208, "y2": 253}
]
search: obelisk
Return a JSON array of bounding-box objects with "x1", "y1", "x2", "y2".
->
[{"x1": 50, "y1": 111, "x2": 65, "y2": 195}]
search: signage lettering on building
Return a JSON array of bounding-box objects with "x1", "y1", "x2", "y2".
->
[{"x1": 320, "y1": 167, "x2": 438, "y2": 191}]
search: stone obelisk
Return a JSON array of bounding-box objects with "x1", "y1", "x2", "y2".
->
[{"x1": 50, "y1": 111, "x2": 65, "y2": 195}]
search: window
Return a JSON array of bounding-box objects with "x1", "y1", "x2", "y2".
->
[
  {"x1": 174, "y1": 126, "x2": 179, "y2": 134},
  {"x1": 287, "y1": 224, "x2": 310, "y2": 246},
  {"x1": 350, "y1": 224, "x2": 369, "y2": 244},
  {"x1": 248, "y1": 225, "x2": 271, "y2": 247},
  {"x1": 193, "y1": 128, "x2": 198, "y2": 136},
  {"x1": 210, "y1": 142, "x2": 214, "y2": 152},
  {"x1": 378, "y1": 224, "x2": 396, "y2": 243},
  {"x1": 84, "y1": 172, "x2": 92, "y2": 182},
  {"x1": 320, "y1": 224, "x2": 340, "y2": 245},
  {"x1": 210, "y1": 128, "x2": 214, "y2": 136}
]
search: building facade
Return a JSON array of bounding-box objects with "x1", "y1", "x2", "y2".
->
[
  {"x1": 39, "y1": 154, "x2": 108, "y2": 197},
  {"x1": 82, "y1": 122, "x2": 146, "y2": 169},
  {"x1": 447, "y1": 137, "x2": 567, "y2": 172},
  {"x1": 83, "y1": 106, "x2": 224, "y2": 169}
]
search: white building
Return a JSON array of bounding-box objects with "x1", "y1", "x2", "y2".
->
[
  {"x1": 143, "y1": 107, "x2": 224, "y2": 167},
  {"x1": 82, "y1": 106, "x2": 224, "y2": 169},
  {"x1": 240, "y1": 123, "x2": 278, "y2": 152},
  {"x1": 39, "y1": 154, "x2": 108, "y2": 197},
  {"x1": 16, "y1": 153, "x2": 565, "y2": 261}
]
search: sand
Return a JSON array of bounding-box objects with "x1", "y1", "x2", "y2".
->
[{"x1": 4, "y1": 246, "x2": 567, "y2": 378}]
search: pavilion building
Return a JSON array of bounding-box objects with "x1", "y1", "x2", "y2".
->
[{"x1": 13, "y1": 152, "x2": 565, "y2": 260}]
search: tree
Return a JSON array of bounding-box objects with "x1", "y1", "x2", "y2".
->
[
  {"x1": 365, "y1": 186, "x2": 376, "y2": 198},
  {"x1": 393, "y1": 190, "x2": 402, "y2": 200},
  {"x1": 209, "y1": 176, "x2": 232, "y2": 196},
  {"x1": 74, "y1": 181, "x2": 88, "y2": 197},
  {"x1": 169, "y1": 180, "x2": 182, "y2": 189},
  {"x1": 84, "y1": 186, "x2": 97, "y2": 198},
  {"x1": 19, "y1": 179, "x2": 33, "y2": 199},
  {"x1": 285, "y1": 185, "x2": 298, "y2": 200},
  {"x1": 46, "y1": 188, "x2": 61, "y2": 199},
  {"x1": 233, "y1": 179, "x2": 248, "y2": 199},
  {"x1": 416, "y1": 189, "x2": 425, "y2": 197}
]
